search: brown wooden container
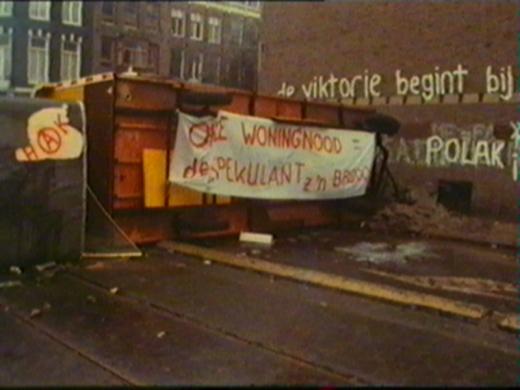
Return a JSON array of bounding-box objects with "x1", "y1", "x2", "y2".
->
[{"x1": 35, "y1": 73, "x2": 376, "y2": 244}]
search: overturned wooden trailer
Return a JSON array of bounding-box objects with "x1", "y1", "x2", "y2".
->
[{"x1": 35, "y1": 73, "x2": 395, "y2": 244}]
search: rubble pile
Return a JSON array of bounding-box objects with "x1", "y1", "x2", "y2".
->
[{"x1": 367, "y1": 188, "x2": 516, "y2": 247}]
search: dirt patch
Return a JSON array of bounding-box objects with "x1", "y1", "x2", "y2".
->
[{"x1": 366, "y1": 188, "x2": 516, "y2": 247}]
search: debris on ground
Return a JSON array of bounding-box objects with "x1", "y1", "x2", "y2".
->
[
  {"x1": 0, "y1": 280, "x2": 22, "y2": 289},
  {"x1": 319, "y1": 301, "x2": 328, "y2": 307},
  {"x1": 335, "y1": 241, "x2": 435, "y2": 264},
  {"x1": 109, "y1": 287, "x2": 119, "y2": 295},
  {"x1": 156, "y1": 331, "x2": 166, "y2": 339},
  {"x1": 9, "y1": 266, "x2": 22, "y2": 275},
  {"x1": 239, "y1": 231, "x2": 274, "y2": 246},
  {"x1": 364, "y1": 269, "x2": 519, "y2": 299},
  {"x1": 42, "y1": 302, "x2": 52, "y2": 311},
  {"x1": 498, "y1": 313, "x2": 520, "y2": 332},
  {"x1": 35, "y1": 262, "x2": 57, "y2": 272},
  {"x1": 174, "y1": 263, "x2": 186, "y2": 268},
  {"x1": 86, "y1": 262, "x2": 106, "y2": 271},
  {"x1": 249, "y1": 249, "x2": 262, "y2": 256},
  {"x1": 29, "y1": 308, "x2": 42, "y2": 318},
  {"x1": 367, "y1": 187, "x2": 516, "y2": 246},
  {"x1": 203, "y1": 259, "x2": 212, "y2": 266},
  {"x1": 86, "y1": 295, "x2": 97, "y2": 303}
]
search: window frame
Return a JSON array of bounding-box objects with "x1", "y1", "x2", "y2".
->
[
  {"x1": 171, "y1": 9, "x2": 185, "y2": 37},
  {"x1": 60, "y1": 35, "x2": 81, "y2": 81},
  {"x1": 190, "y1": 53, "x2": 203, "y2": 82},
  {"x1": 62, "y1": 1, "x2": 82, "y2": 26},
  {"x1": 208, "y1": 16, "x2": 221, "y2": 44},
  {"x1": 230, "y1": 19, "x2": 244, "y2": 46},
  {"x1": 29, "y1": 1, "x2": 51, "y2": 21},
  {"x1": 190, "y1": 13, "x2": 203, "y2": 41},
  {"x1": 0, "y1": 1, "x2": 13, "y2": 17},
  {"x1": 0, "y1": 28, "x2": 12, "y2": 82},
  {"x1": 27, "y1": 30, "x2": 50, "y2": 85}
]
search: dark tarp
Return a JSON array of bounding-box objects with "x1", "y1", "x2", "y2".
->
[{"x1": 0, "y1": 97, "x2": 86, "y2": 269}]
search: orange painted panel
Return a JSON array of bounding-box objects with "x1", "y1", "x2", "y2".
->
[
  {"x1": 114, "y1": 130, "x2": 167, "y2": 163},
  {"x1": 114, "y1": 164, "x2": 142, "y2": 199},
  {"x1": 115, "y1": 114, "x2": 169, "y2": 131},
  {"x1": 223, "y1": 94, "x2": 251, "y2": 115},
  {"x1": 254, "y1": 97, "x2": 277, "y2": 117},
  {"x1": 277, "y1": 101, "x2": 302, "y2": 119}
]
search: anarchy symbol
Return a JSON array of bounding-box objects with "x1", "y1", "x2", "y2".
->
[{"x1": 37, "y1": 127, "x2": 62, "y2": 154}]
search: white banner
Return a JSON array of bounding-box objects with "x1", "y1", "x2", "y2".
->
[{"x1": 169, "y1": 110, "x2": 375, "y2": 200}]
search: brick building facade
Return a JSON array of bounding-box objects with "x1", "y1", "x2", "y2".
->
[
  {"x1": 0, "y1": 0, "x2": 91, "y2": 96},
  {"x1": 0, "y1": 1, "x2": 261, "y2": 96},
  {"x1": 91, "y1": 1, "x2": 261, "y2": 90},
  {"x1": 258, "y1": 0, "x2": 520, "y2": 221}
]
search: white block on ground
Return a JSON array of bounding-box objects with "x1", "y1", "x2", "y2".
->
[{"x1": 239, "y1": 232, "x2": 274, "y2": 245}]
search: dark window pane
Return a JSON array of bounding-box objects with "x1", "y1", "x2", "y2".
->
[
  {"x1": 170, "y1": 49, "x2": 183, "y2": 78},
  {"x1": 101, "y1": 36, "x2": 113, "y2": 60},
  {"x1": 102, "y1": 1, "x2": 114, "y2": 17}
]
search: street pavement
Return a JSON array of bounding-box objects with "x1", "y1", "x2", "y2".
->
[
  {"x1": 0, "y1": 231, "x2": 518, "y2": 386},
  {"x1": 202, "y1": 228, "x2": 518, "y2": 313}
]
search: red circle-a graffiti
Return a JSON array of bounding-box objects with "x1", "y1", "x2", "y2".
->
[
  {"x1": 37, "y1": 127, "x2": 62, "y2": 154},
  {"x1": 189, "y1": 123, "x2": 211, "y2": 148}
]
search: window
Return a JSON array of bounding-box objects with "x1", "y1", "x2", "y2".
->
[
  {"x1": 170, "y1": 49, "x2": 184, "y2": 78},
  {"x1": 145, "y1": 3, "x2": 159, "y2": 29},
  {"x1": 101, "y1": 1, "x2": 115, "y2": 20},
  {"x1": 148, "y1": 43, "x2": 159, "y2": 73},
  {"x1": 0, "y1": 28, "x2": 12, "y2": 83},
  {"x1": 190, "y1": 13, "x2": 203, "y2": 41},
  {"x1": 208, "y1": 17, "x2": 221, "y2": 44},
  {"x1": 204, "y1": 56, "x2": 220, "y2": 84},
  {"x1": 29, "y1": 1, "x2": 51, "y2": 21},
  {"x1": 171, "y1": 9, "x2": 185, "y2": 37},
  {"x1": 230, "y1": 19, "x2": 243, "y2": 46},
  {"x1": 118, "y1": 42, "x2": 148, "y2": 69},
  {"x1": 60, "y1": 36, "x2": 81, "y2": 81},
  {"x1": 123, "y1": 2, "x2": 138, "y2": 26},
  {"x1": 134, "y1": 43, "x2": 147, "y2": 68},
  {"x1": 27, "y1": 30, "x2": 50, "y2": 85},
  {"x1": 62, "y1": 1, "x2": 82, "y2": 26},
  {"x1": 100, "y1": 36, "x2": 114, "y2": 63},
  {"x1": 189, "y1": 53, "x2": 203, "y2": 82},
  {"x1": 0, "y1": 1, "x2": 13, "y2": 17},
  {"x1": 228, "y1": 57, "x2": 241, "y2": 87},
  {"x1": 215, "y1": 56, "x2": 221, "y2": 84},
  {"x1": 243, "y1": 21, "x2": 257, "y2": 47}
]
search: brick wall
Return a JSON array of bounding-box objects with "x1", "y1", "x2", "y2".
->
[{"x1": 259, "y1": 0, "x2": 520, "y2": 220}]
